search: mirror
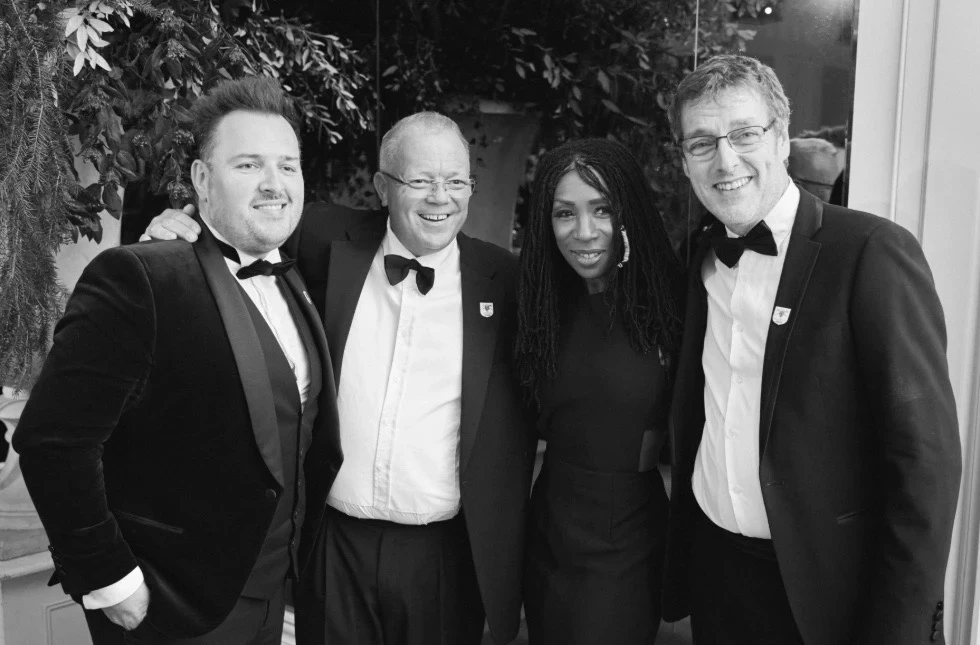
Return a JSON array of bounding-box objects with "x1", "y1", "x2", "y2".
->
[{"x1": 742, "y1": 0, "x2": 858, "y2": 206}]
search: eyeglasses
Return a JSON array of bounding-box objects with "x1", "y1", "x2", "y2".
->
[
  {"x1": 680, "y1": 119, "x2": 778, "y2": 159},
  {"x1": 380, "y1": 171, "x2": 476, "y2": 194}
]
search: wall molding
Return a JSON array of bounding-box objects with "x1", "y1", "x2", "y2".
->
[
  {"x1": 852, "y1": 0, "x2": 980, "y2": 643},
  {"x1": 44, "y1": 597, "x2": 84, "y2": 645}
]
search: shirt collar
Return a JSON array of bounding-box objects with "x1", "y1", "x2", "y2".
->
[
  {"x1": 203, "y1": 219, "x2": 281, "y2": 268},
  {"x1": 382, "y1": 220, "x2": 459, "y2": 271}
]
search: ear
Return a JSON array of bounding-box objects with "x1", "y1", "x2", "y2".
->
[
  {"x1": 776, "y1": 128, "x2": 791, "y2": 164},
  {"x1": 373, "y1": 171, "x2": 388, "y2": 207},
  {"x1": 191, "y1": 159, "x2": 209, "y2": 203},
  {"x1": 681, "y1": 156, "x2": 690, "y2": 179}
]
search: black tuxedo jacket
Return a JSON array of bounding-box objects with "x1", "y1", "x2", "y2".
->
[
  {"x1": 288, "y1": 203, "x2": 536, "y2": 643},
  {"x1": 662, "y1": 191, "x2": 961, "y2": 645},
  {"x1": 14, "y1": 225, "x2": 343, "y2": 638}
]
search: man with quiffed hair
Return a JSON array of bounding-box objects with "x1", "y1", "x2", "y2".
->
[{"x1": 15, "y1": 76, "x2": 342, "y2": 645}]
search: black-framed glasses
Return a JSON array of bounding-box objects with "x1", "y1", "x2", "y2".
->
[
  {"x1": 680, "y1": 119, "x2": 778, "y2": 159},
  {"x1": 380, "y1": 171, "x2": 476, "y2": 194}
]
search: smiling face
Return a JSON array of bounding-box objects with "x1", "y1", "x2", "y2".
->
[
  {"x1": 551, "y1": 169, "x2": 616, "y2": 294},
  {"x1": 192, "y1": 110, "x2": 303, "y2": 255},
  {"x1": 680, "y1": 87, "x2": 790, "y2": 235},
  {"x1": 374, "y1": 125, "x2": 471, "y2": 257}
]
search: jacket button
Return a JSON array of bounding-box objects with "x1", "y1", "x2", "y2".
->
[
  {"x1": 266, "y1": 489, "x2": 278, "y2": 500},
  {"x1": 931, "y1": 629, "x2": 940, "y2": 642}
]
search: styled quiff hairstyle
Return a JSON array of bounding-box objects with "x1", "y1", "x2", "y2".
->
[
  {"x1": 514, "y1": 138, "x2": 684, "y2": 403},
  {"x1": 190, "y1": 76, "x2": 301, "y2": 163},
  {"x1": 667, "y1": 54, "x2": 791, "y2": 141},
  {"x1": 378, "y1": 112, "x2": 469, "y2": 173}
]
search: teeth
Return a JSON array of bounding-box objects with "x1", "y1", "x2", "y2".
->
[
  {"x1": 420, "y1": 214, "x2": 449, "y2": 222},
  {"x1": 716, "y1": 177, "x2": 751, "y2": 191},
  {"x1": 577, "y1": 252, "x2": 601, "y2": 260},
  {"x1": 255, "y1": 204, "x2": 285, "y2": 211}
]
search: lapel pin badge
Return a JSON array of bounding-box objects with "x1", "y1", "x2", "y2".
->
[
  {"x1": 772, "y1": 306, "x2": 791, "y2": 326},
  {"x1": 480, "y1": 302, "x2": 494, "y2": 318}
]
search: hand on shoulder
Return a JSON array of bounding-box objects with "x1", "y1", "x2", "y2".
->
[{"x1": 140, "y1": 204, "x2": 200, "y2": 242}]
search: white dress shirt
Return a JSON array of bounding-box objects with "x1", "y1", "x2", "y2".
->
[
  {"x1": 692, "y1": 181, "x2": 799, "y2": 539},
  {"x1": 328, "y1": 222, "x2": 464, "y2": 524},
  {"x1": 84, "y1": 222, "x2": 310, "y2": 609}
]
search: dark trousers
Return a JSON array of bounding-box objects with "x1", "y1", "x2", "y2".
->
[
  {"x1": 689, "y1": 504, "x2": 804, "y2": 645},
  {"x1": 84, "y1": 585, "x2": 286, "y2": 645},
  {"x1": 296, "y1": 507, "x2": 484, "y2": 645}
]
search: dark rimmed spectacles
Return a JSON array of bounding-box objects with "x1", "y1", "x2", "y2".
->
[
  {"x1": 680, "y1": 119, "x2": 778, "y2": 159},
  {"x1": 380, "y1": 171, "x2": 476, "y2": 194}
]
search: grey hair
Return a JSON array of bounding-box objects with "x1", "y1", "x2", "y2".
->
[
  {"x1": 378, "y1": 112, "x2": 470, "y2": 172},
  {"x1": 667, "y1": 54, "x2": 791, "y2": 141}
]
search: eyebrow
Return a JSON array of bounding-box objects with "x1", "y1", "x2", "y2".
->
[
  {"x1": 684, "y1": 118, "x2": 760, "y2": 139},
  {"x1": 229, "y1": 154, "x2": 301, "y2": 163},
  {"x1": 552, "y1": 198, "x2": 610, "y2": 207}
]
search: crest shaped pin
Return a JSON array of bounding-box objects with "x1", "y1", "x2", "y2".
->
[
  {"x1": 772, "y1": 306, "x2": 791, "y2": 326},
  {"x1": 480, "y1": 302, "x2": 494, "y2": 318}
]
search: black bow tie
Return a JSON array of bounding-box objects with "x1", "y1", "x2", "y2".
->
[
  {"x1": 214, "y1": 236, "x2": 295, "y2": 279},
  {"x1": 236, "y1": 258, "x2": 296, "y2": 279},
  {"x1": 384, "y1": 254, "x2": 435, "y2": 295},
  {"x1": 709, "y1": 220, "x2": 778, "y2": 268}
]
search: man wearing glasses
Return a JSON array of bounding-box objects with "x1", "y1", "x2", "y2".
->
[
  {"x1": 145, "y1": 112, "x2": 534, "y2": 645},
  {"x1": 661, "y1": 55, "x2": 960, "y2": 645}
]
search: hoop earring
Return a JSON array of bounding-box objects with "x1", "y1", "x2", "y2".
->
[{"x1": 617, "y1": 226, "x2": 630, "y2": 268}]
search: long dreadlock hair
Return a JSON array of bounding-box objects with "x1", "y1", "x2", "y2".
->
[{"x1": 514, "y1": 138, "x2": 685, "y2": 404}]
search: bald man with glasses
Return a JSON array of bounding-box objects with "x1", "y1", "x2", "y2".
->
[{"x1": 144, "y1": 111, "x2": 535, "y2": 645}]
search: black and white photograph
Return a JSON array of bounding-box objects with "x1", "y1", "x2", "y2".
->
[{"x1": 0, "y1": 0, "x2": 977, "y2": 644}]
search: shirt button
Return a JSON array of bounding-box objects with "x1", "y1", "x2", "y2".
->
[
  {"x1": 734, "y1": 323, "x2": 743, "y2": 333},
  {"x1": 732, "y1": 486, "x2": 743, "y2": 495},
  {"x1": 726, "y1": 427, "x2": 736, "y2": 438},
  {"x1": 734, "y1": 375, "x2": 743, "y2": 384}
]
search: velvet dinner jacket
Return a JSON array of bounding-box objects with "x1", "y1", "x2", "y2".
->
[
  {"x1": 288, "y1": 203, "x2": 536, "y2": 644},
  {"x1": 14, "y1": 225, "x2": 343, "y2": 639},
  {"x1": 662, "y1": 190, "x2": 961, "y2": 645}
]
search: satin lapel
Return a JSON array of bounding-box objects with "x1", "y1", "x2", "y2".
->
[
  {"x1": 670, "y1": 230, "x2": 713, "y2": 467},
  {"x1": 281, "y1": 267, "x2": 336, "y2": 398},
  {"x1": 458, "y1": 236, "x2": 503, "y2": 475},
  {"x1": 194, "y1": 225, "x2": 283, "y2": 487},
  {"x1": 759, "y1": 193, "x2": 824, "y2": 456},
  {"x1": 323, "y1": 238, "x2": 379, "y2": 383}
]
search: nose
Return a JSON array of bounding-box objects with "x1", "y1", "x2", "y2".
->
[
  {"x1": 425, "y1": 182, "x2": 451, "y2": 204},
  {"x1": 572, "y1": 214, "x2": 598, "y2": 240},
  {"x1": 259, "y1": 166, "x2": 285, "y2": 194},
  {"x1": 714, "y1": 137, "x2": 741, "y2": 171}
]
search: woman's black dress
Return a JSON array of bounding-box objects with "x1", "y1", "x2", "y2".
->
[{"x1": 525, "y1": 291, "x2": 670, "y2": 645}]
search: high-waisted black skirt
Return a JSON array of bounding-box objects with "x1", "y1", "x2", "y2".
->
[{"x1": 524, "y1": 456, "x2": 668, "y2": 645}]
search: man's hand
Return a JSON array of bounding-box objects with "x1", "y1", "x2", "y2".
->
[
  {"x1": 139, "y1": 204, "x2": 201, "y2": 242},
  {"x1": 103, "y1": 581, "x2": 150, "y2": 631}
]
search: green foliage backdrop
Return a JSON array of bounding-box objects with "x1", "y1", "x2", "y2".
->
[{"x1": 0, "y1": 0, "x2": 777, "y2": 387}]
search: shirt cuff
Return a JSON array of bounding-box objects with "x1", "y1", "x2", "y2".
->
[{"x1": 81, "y1": 567, "x2": 144, "y2": 610}]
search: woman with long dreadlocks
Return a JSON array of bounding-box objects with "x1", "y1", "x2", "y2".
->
[{"x1": 514, "y1": 138, "x2": 684, "y2": 644}]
